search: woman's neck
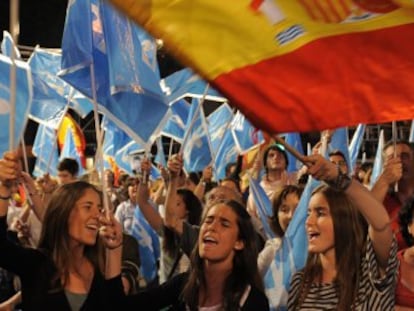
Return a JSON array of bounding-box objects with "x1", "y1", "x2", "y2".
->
[
  {"x1": 319, "y1": 249, "x2": 337, "y2": 283},
  {"x1": 200, "y1": 265, "x2": 231, "y2": 307}
]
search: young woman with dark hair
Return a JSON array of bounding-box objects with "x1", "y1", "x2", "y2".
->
[
  {"x1": 287, "y1": 154, "x2": 398, "y2": 311},
  {"x1": 0, "y1": 151, "x2": 123, "y2": 311},
  {"x1": 112, "y1": 199, "x2": 269, "y2": 310}
]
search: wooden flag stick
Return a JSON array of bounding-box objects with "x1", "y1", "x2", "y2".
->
[{"x1": 272, "y1": 135, "x2": 307, "y2": 165}]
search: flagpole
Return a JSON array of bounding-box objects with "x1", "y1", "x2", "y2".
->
[
  {"x1": 8, "y1": 0, "x2": 19, "y2": 151},
  {"x1": 168, "y1": 137, "x2": 174, "y2": 159},
  {"x1": 20, "y1": 135, "x2": 29, "y2": 173},
  {"x1": 90, "y1": 63, "x2": 110, "y2": 214}
]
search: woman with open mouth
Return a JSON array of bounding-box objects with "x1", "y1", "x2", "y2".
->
[{"x1": 288, "y1": 154, "x2": 398, "y2": 310}]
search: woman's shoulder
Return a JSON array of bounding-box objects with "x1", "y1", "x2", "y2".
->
[{"x1": 242, "y1": 285, "x2": 270, "y2": 311}]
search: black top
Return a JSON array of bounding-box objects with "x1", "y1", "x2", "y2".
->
[
  {"x1": 0, "y1": 216, "x2": 122, "y2": 311},
  {"x1": 123, "y1": 273, "x2": 270, "y2": 310}
]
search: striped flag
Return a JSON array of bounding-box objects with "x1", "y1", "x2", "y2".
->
[{"x1": 109, "y1": 0, "x2": 414, "y2": 134}]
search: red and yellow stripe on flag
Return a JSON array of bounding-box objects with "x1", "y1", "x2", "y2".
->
[{"x1": 109, "y1": 0, "x2": 414, "y2": 133}]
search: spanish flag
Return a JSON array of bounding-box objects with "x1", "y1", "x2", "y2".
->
[{"x1": 109, "y1": 0, "x2": 414, "y2": 134}]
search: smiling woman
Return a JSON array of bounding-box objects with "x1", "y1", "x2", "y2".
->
[
  {"x1": 287, "y1": 154, "x2": 398, "y2": 311},
  {"x1": 0, "y1": 150, "x2": 124, "y2": 311}
]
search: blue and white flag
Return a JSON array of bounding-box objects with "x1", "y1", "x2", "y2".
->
[
  {"x1": 328, "y1": 127, "x2": 351, "y2": 172},
  {"x1": 27, "y1": 48, "x2": 68, "y2": 129},
  {"x1": 60, "y1": 0, "x2": 169, "y2": 145},
  {"x1": 214, "y1": 131, "x2": 238, "y2": 180},
  {"x1": 231, "y1": 110, "x2": 264, "y2": 153},
  {"x1": 161, "y1": 99, "x2": 190, "y2": 143},
  {"x1": 207, "y1": 103, "x2": 234, "y2": 156},
  {"x1": 348, "y1": 124, "x2": 366, "y2": 174},
  {"x1": 28, "y1": 47, "x2": 93, "y2": 121},
  {"x1": 1, "y1": 31, "x2": 21, "y2": 59},
  {"x1": 284, "y1": 133, "x2": 304, "y2": 173},
  {"x1": 370, "y1": 129, "x2": 385, "y2": 188},
  {"x1": 32, "y1": 124, "x2": 59, "y2": 177},
  {"x1": 248, "y1": 176, "x2": 275, "y2": 240},
  {"x1": 161, "y1": 68, "x2": 227, "y2": 104},
  {"x1": 60, "y1": 126, "x2": 86, "y2": 176},
  {"x1": 264, "y1": 177, "x2": 318, "y2": 311},
  {"x1": 154, "y1": 137, "x2": 167, "y2": 167},
  {"x1": 182, "y1": 100, "x2": 213, "y2": 173},
  {"x1": 0, "y1": 54, "x2": 32, "y2": 156},
  {"x1": 131, "y1": 206, "x2": 160, "y2": 283},
  {"x1": 114, "y1": 139, "x2": 145, "y2": 175}
]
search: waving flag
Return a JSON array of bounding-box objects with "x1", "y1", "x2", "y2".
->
[
  {"x1": 115, "y1": 139, "x2": 145, "y2": 175},
  {"x1": 348, "y1": 124, "x2": 366, "y2": 173},
  {"x1": 131, "y1": 206, "x2": 160, "y2": 283},
  {"x1": 231, "y1": 110, "x2": 264, "y2": 153},
  {"x1": 1, "y1": 31, "x2": 21, "y2": 59},
  {"x1": 284, "y1": 133, "x2": 303, "y2": 173},
  {"x1": 161, "y1": 99, "x2": 190, "y2": 142},
  {"x1": 27, "y1": 48, "x2": 68, "y2": 129},
  {"x1": 0, "y1": 54, "x2": 32, "y2": 156},
  {"x1": 109, "y1": 0, "x2": 414, "y2": 135},
  {"x1": 370, "y1": 129, "x2": 385, "y2": 188},
  {"x1": 248, "y1": 176, "x2": 275, "y2": 240},
  {"x1": 60, "y1": 126, "x2": 86, "y2": 176},
  {"x1": 328, "y1": 127, "x2": 351, "y2": 172},
  {"x1": 182, "y1": 99, "x2": 213, "y2": 173},
  {"x1": 60, "y1": 0, "x2": 169, "y2": 145},
  {"x1": 154, "y1": 137, "x2": 167, "y2": 167},
  {"x1": 32, "y1": 124, "x2": 59, "y2": 177},
  {"x1": 214, "y1": 130, "x2": 238, "y2": 180},
  {"x1": 264, "y1": 177, "x2": 318, "y2": 310},
  {"x1": 161, "y1": 68, "x2": 227, "y2": 104},
  {"x1": 207, "y1": 103, "x2": 234, "y2": 156}
]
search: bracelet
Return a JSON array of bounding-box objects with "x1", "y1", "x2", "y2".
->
[{"x1": 326, "y1": 165, "x2": 352, "y2": 192}]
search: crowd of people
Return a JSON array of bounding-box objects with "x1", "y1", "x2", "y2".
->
[{"x1": 0, "y1": 137, "x2": 413, "y2": 310}]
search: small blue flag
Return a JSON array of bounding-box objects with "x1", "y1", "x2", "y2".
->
[
  {"x1": 32, "y1": 124, "x2": 59, "y2": 177},
  {"x1": 0, "y1": 54, "x2": 32, "y2": 156}
]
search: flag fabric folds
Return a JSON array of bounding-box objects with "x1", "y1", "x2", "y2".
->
[
  {"x1": 60, "y1": 0, "x2": 169, "y2": 145},
  {"x1": 284, "y1": 132, "x2": 303, "y2": 173},
  {"x1": 248, "y1": 176, "x2": 275, "y2": 240},
  {"x1": 109, "y1": 0, "x2": 414, "y2": 134},
  {"x1": 161, "y1": 99, "x2": 190, "y2": 143},
  {"x1": 0, "y1": 54, "x2": 32, "y2": 156},
  {"x1": 131, "y1": 206, "x2": 160, "y2": 283},
  {"x1": 161, "y1": 68, "x2": 227, "y2": 104},
  {"x1": 182, "y1": 100, "x2": 213, "y2": 173},
  {"x1": 27, "y1": 48, "x2": 68, "y2": 129},
  {"x1": 32, "y1": 124, "x2": 59, "y2": 177},
  {"x1": 231, "y1": 110, "x2": 264, "y2": 153}
]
